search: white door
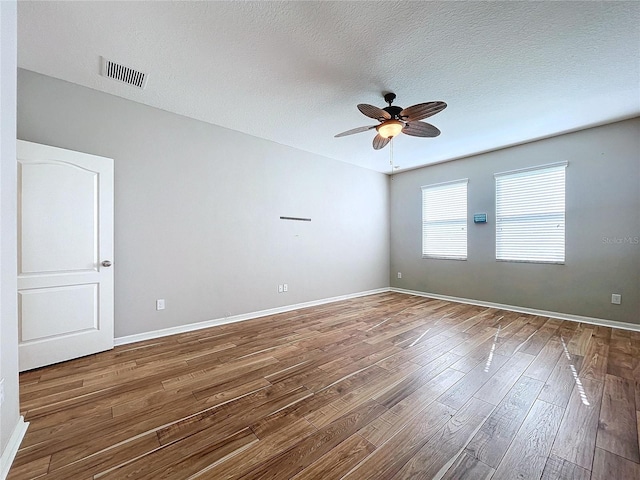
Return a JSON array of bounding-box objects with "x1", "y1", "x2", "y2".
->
[{"x1": 17, "y1": 140, "x2": 114, "y2": 371}]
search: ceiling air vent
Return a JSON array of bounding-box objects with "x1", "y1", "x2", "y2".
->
[{"x1": 100, "y1": 57, "x2": 148, "y2": 89}]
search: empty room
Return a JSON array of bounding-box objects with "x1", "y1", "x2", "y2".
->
[{"x1": 1, "y1": 1, "x2": 639, "y2": 479}]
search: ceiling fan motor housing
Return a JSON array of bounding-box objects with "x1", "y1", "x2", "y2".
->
[{"x1": 383, "y1": 105, "x2": 404, "y2": 119}]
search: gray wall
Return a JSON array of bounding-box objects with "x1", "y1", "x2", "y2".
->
[
  {"x1": 1, "y1": 0, "x2": 20, "y2": 459},
  {"x1": 391, "y1": 118, "x2": 640, "y2": 325},
  {"x1": 17, "y1": 69, "x2": 390, "y2": 338}
]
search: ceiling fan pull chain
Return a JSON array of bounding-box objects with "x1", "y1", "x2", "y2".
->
[{"x1": 389, "y1": 137, "x2": 394, "y2": 177}]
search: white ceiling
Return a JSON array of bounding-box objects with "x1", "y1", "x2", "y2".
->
[{"x1": 17, "y1": 1, "x2": 640, "y2": 173}]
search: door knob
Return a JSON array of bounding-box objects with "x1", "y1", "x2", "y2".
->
[{"x1": 101, "y1": 260, "x2": 112, "y2": 267}]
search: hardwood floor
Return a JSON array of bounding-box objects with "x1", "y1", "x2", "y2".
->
[{"x1": 8, "y1": 292, "x2": 640, "y2": 479}]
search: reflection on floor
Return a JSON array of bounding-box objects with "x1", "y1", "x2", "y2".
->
[{"x1": 561, "y1": 336, "x2": 591, "y2": 407}]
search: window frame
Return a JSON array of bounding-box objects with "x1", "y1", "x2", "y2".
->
[
  {"x1": 421, "y1": 178, "x2": 468, "y2": 261},
  {"x1": 494, "y1": 161, "x2": 568, "y2": 264}
]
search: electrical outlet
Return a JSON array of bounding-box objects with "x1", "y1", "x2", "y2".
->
[
  {"x1": 156, "y1": 299, "x2": 165, "y2": 310},
  {"x1": 283, "y1": 284, "x2": 288, "y2": 292},
  {"x1": 611, "y1": 294, "x2": 621, "y2": 305},
  {"x1": 0, "y1": 378, "x2": 5, "y2": 406},
  {"x1": 278, "y1": 285, "x2": 283, "y2": 293},
  {"x1": 397, "y1": 272, "x2": 402, "y2": 279}
]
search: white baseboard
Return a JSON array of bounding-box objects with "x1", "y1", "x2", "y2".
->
[
  {"x1": 115, "y1": 288, "x2": 391, "y2": 346},
  {"x1": 1, "y1": 416, "x2": 29, "y2": 480},
  {"x1": 391, "y1": 287, "x2": 640, "y2": 332},
  {"x1": 115, "y1": 286, "x2": 639, "y2": 347}
]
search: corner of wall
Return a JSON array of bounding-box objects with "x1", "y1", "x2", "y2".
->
[{"x1": 1, "y1": 0, "x2": 22, "y2": 468}]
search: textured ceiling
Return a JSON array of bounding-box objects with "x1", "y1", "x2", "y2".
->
[{"x1": 17, "y1": 1, "x2": 640, "y2": 173}]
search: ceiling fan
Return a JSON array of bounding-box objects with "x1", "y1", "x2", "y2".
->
[{"x1": 335, "y1": 93, "x2": 447, "y2": 150}]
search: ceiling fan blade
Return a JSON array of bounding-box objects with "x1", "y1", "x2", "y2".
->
[
  {"x1": 334, "y1": 125, "x2": 377, "y2": 138},
  {"x1": 358, "y1": 104, "x2": 392, "y2": 121},
  {"x1": 400, "y1": 101, "x2": 447, "y2": 122},
  {"x1": 372, "y1": 134, "x2": 391, "y2": 150},
  {"x1": 403, "y1": 121, "x2": 441, "y2": 137}
]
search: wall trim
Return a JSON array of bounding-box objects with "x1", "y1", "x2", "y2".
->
[
  {"x1": 115, "y1": 285, "x2": 640, "y2": 347},
  {"x1": 115, "y1": 288, "x2": 391, "y2": 346},
  {"x1": 391, "y1": 287, "x2": 640, "y2": 332},
  {"x1": 1, "y1": 416, "x2": 28, "y2": 480}
]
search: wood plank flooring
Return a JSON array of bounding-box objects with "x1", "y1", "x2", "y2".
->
[{"x1": 8, "y1": 292, "x2": 640, "y2": 479}]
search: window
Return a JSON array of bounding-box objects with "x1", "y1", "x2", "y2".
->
[
  {"x1": 495, "y1": 162, "x2": 567, "y2": 263},
  {"x1": 422, "y1": 179, "x2": 468, "y2": 259}
]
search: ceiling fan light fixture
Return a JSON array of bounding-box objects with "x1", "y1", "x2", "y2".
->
[{"x1": 377, "y1": 120, "x2": 404, "y2": 139}]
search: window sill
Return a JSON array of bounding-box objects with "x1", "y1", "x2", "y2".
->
[
  {"x1": 422, "y1": 255, "x2": 467, "y2": 261},
  {"x1": 496, "y1": 259, "x2": 565, "y2": 265}
]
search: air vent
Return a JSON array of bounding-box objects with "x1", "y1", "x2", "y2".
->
[{"x1": 100, "y1": 57, "x2": 148, "y2": 89}]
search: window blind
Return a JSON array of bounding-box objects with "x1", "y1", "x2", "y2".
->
[
  {"x1": 495, "y1": 162, "x2": 567, "y2": 263},
  {"x1": 422, "y1": 179, "x2": 468, "y2": 260}
]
